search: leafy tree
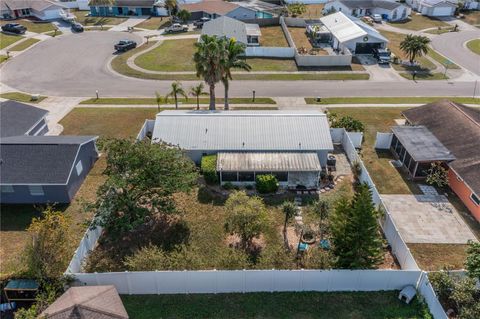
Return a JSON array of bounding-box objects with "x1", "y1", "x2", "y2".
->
[
  {"x1": 164, "y1": 0, "x2": 177, "y2": 16},
  {"x1": 287, "y1": 2, "x2": 306, "y2": 17},
  {"x1": 330, "y1": 183, "x2": 383, "y2": 269},
  {"x1": 400, "y1": 34, "x2": 431, "y2": 64},
  {"x1": 312, "y1": 199, "x2": 329, "y2": 240},
  {"x1": 155, "y1": 91, "x2": 163, "y2": 112},
  {"x1": 24, "y1": 208, "x2": 75, "y2": 279},
  {"x1": 425, "y1": 161, "x2": 449, "y2": 189},
  {"x1": 90, "y1": 139, "x2": 198, "y2": 238},
  {"x1": 177, "y1": 9, "x2": 191, "y2": 23},
  {"x1": 200, "y1": 154, "x2": 218, "y2": 184},
  {"x1": 328, "y1": 112, "x2": 364, "y2": 132},
  {"x1": 224, "y1": 191, "x2": 269, "y2": 250},
  {"x1": 14, "y1": 305, "x2": 37, "y2": 319},
  {"x1": 281, "y1": 201, "x2": 297, "y2": 250},
  {"x1": 194, "y1": 35, "x2": 228, "y2": 110},
  {"x1": 189, "y1": 83, "x2": 208, "y2": 110},
  {"x1": 465, "y1": 240, "x2": 480, "y2": 280},
  {"x1": 165, "y1": 81, "x2": 187, "y2": 109},
  {"x1": 255, "y1": 174, "x2": 279, "y2": 193},
  {"x1": 222, "y1": 38, "x2": 251, "y2": 110}
]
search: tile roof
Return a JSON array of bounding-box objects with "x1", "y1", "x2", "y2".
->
[
  {"x1": 0, "y1": 100, "x2": 48, "y2": 138},
  {"x1": 402, "y1": 100, "x2": 480, "y2": 195}
]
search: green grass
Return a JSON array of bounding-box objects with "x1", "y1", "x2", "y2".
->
[
  {"x1": 8, "y1": 38, "x2": 40, "y2": 51},
  {"x1": 14, "y1": 20, "x2": 56, "y2": 33},
  {"x1": 387, "y1": 14, "x2": 448, "y2": 31},
  {"x1": 85, "y1": 26, "x2": 112, "y2": 31},
  {"x1": 0, "y1": 55, "x2": 8, "y2": 63},
  {"x1": 45, "y1": 30, "x2": 63, "y2": 37},
  {"x1": 0, "y1": 33, "x2": 24, "y2": 50},
  {"x1": 427, "y1": 48, "x2": 460, "y2": 69},
  {"x1": 80, "y1": 97, "x2": 276, "y2": 105},
  {"x1": 122, "y1": 291, "x2": 432, "y2": 319},
  {"x1": 245, "y1": 58, "x2": 299, "y2": 72},
  {"x1": 327, "y1": 107, "x2": 421, "y2": 194},
  {"x1": 424, "y1": 28, "x2": 453, "y2": 35},
  {"x1": 305, "y1": 97, "x2": 480, "y2": 105},
  {"x1": 0, "y1": 92, "x2": 46, "y2": 103},
  {"x1": 135, "y1": 17, "x2": 171, "y2": 30},
  {"x1": 466, "y1": 39, "x2": 480, "y2": 55},
  {"x1": 400, "y1": 72, "x2": 447, "y2": 81},
  {"x1": 259, "y1": 26, "x2": 289, "y2": 47},
  {"x1": 72, "y1": 10, "x2": 128, "y2": 26},
  {"x1": 134, "y1": 39, "x2": 196, "y2": 72},
  {"x1": 409, "y1": 244, "x2": 469, "y2": 271}
]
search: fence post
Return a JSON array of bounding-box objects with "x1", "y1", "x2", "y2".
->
[
  {"x1": 155, "y1": 270, "x2": 160, "y2": 295},
  {"x1": 126, "y1": 271, "x2": 132, "y2": 295}
]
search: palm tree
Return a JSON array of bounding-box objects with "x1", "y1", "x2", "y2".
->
[
  {"x1": 281, "y1": 201, "x2": 297, "y2": 251},
  {"x1": 222, "y1": 38, "x2": 251, "y2": 110},
  {"x1": 164, "y1": 0, "x2": 177, "y2": 17},
  {"x1": 194, "y1": 35, "x2": 228, "y2": 110},
  {"x1": 177, "y1": 9, "x2": 191, "y2": 23},
  {"x1": 189, "y1": 83, "x2": 208, "y2": 110},
  {"x1": 399, "y1": 34, "x2": 431, "y2": 64},
  {"x1": 165, "y1": 81, "x2": 187, "y2": 109},
  {"x1": 155, "y1": 91, "x2": 163, "y2": 112},
  {"x1": 313, "y1": 200, "x2": 329, "y2": 241}
]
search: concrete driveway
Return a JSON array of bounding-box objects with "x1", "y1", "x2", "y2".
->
[
  {"x1": 0, "y1": 31, "x2": 478, "y2": 98},
  {"x1": 431, "y1": 30, "x2": 480, "y2": 76}
]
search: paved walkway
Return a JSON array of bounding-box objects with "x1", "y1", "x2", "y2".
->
[
  {"x1": 109, "y1": 17, "x2": 149, "y2": 32},
  {"x1": 37, "y1": 96, "x2": 85, "y2": 135}
]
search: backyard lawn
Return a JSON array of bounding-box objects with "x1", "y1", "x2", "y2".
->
[
  {"x1": 289, "y1": 26, "x2": 313, "y2": 50},
  {"x1": 259, "y1": 26, "x2": 289, "y2": 47},
  {"x1": 409, "y1": 244, "x2": 469, "y2": 271},
  {"x1": 388, "y1": 14, "x2": 449, "y2": 31},
  {"x1": 9, "y1": 38, "x2": 40, "y2": 51},
  {"x1": 0, "y1": 33, "x2": 24, "y2": 50},
  {"x1": 122, "y1": 291, "x2": 432, "y2": 319},
  {"x1": 466, "y1": 39, "x2": 480, "y2": 55},
  {"x1": 135, "y1": 17, "x2": 170, "y2": 30},
  {"x1": 72, "y1": 10, "x2": 128, "y2": 26},
  {"x1": 298, "y1": 4, "x2": 325, "y2": 18}
]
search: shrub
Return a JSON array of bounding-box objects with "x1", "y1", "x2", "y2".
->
[
  {"x1": 201, "y1": 154, "x2": 218, "y2": 185},
  {"x1": 223, "y1": 182, "x2": 234, "y2": 190},
  {"x1": 255, "y1": 174, "x2": 279, "y2": 194}
]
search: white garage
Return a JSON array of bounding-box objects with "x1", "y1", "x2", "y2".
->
[{"x1": 416, "y1": 0, "x2": 457, "y2": 17}]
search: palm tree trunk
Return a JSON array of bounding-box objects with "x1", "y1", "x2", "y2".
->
[
  {"x1": 223, "y1": 79, "x2": 229, "y2": 110},
  {"x1": 209, "y1": 83, "x2": 215, "y2": 110},
  {"x1": 196, "y1": 96, "x2": 200, "y2": 110},
  {"x1": 174, "y1": 94, "x2": 178, "y2": 109}
]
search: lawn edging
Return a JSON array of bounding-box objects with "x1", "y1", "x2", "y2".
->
[
  {"x1": 80, "y1": 97, "x2": 276, "y2": 105},
  {"x1": 305, "y1": 97, "x2": 480, "y2": 105},
  {"x1": 0, "y1": 92, "x2": 47, "y2": 103}
]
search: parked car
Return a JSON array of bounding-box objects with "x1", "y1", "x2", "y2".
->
[
  {"x1": 373, "y1": 48, "x2": 391, "y2": 64},
  {"x1": 371, "y1": 14, "x2": 382, "y2": 23},
  {"x1": 165, "y1": 23, "x2": 188, "y2": 33},
  {"x1": 1, "y1": 23, "x2": 27, "y2": 34},
  {"x1": 71, "y1": 22, "x2": 84, "y2": 33},
  {"x1": 114, "y1": 40, "x2": 137, "y2": 52},
  {"x1": 193, "y1": 17, "x2": 211, "y2": 28}
]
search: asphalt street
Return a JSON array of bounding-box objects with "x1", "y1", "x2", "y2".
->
[{"x1": 1, "y1": 31, "x2": 479, "y2": 98}]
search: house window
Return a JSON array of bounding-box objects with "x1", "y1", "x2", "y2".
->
[
  {"x1": 76, "y1": 161, "x2": 83, "y2": 176},
  {"x1": 1, "y1": 185, "x2": 14, "y2": 193},
  {"x1": 28, "y1": 185, "x2": 44, "y2": 196},
  {"x1": 471, "y1": 193, "x2": 480, "y2": 206}
]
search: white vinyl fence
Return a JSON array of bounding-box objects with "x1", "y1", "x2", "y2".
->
[
  {"x1": 73, "y1": 269, "x2": 422, "y2": 295},
  {"x1": 66, "y1": 225, "x2": 102, "y2": 274},
  {"x1": 245, "y1": 47, "x2": 295, "y2": 58},
  {"x1": 418, "y1": 273, "x2": 449, "y2": 319},
  {"x1": 375, "y1": 132, "x2": 393, "y2": 149},
  {"x1": 136, "y1": 119, "x2": 155, "y2": 141}
]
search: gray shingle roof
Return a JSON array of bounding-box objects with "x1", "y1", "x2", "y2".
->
[
  {"x1": 0, "y1": 136, "x2": 97, "y2": 184},
  {"x1": 0, "y1": 100, "x2": 48, "y2": 138},
  {"x1": 337, "y1": 0, "x2": 403, "y2": 10},
  {"x1": 151, "y1": 110, "x2": 334, "y2": 151}
]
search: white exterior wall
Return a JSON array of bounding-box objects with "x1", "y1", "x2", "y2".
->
[
  {"x1": 430, "y1": 5, "x2": 456, "y2": 16},
  {"x1": 32, "y1": 8, "x2": 63, "y2": 20}
]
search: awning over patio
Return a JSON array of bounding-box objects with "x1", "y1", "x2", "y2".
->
[
  {"x1": 216, "y1": 152, "x2": 322, "y2": 172},
  {"x1": 391, "y1": 126, "x2": 455, "y2": 162}
]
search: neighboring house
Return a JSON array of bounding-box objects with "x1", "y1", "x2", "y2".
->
[
  {"x1": 324, "y1": 0, "x2": 411, "y2": 21},
  {"x1": 0, "y1": 101, "x2": 49, "y2": 138},
  {"x1": 400, "y1": 100, "x2": 480, "y2": 221},
  {"x1": 202, "y1": 16, "x2": 261, "y2": 46},
  {"x1": 320, "y1": 12, "x2": 388, "y2": 54},
  {"x1": 0, "y1": 136, "x2": 99, "y2": 204},
  {"x1": 142, "y1": 110, "x2": 334, "y2": 189},
  {"x1": 0, "y1": 0, "x2": 67, "y2": 20},
  {"x1": 40, "y1": 285, "x2": 128, "y2": 319},
  {"x1": 179, "y1": 0, "x2": 274, "y2": 21},
  {"x1": 56, "y1": 0, "x2": 90, "y2": 10},
  {"x1": 89, "y1": 0, "x2": 167, "y2": 17},
  {"x1": 406, "y1": 0, "x2": 457, "y2": 16}
]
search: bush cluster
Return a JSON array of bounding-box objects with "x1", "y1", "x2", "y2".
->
[
  {"x1": 255, "y1": 174, "x2": 279, "y2": 194},
  {"x1": 201, "y1": 154, "x2": 218, "y2": 184}
]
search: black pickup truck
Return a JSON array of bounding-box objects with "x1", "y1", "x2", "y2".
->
[
  {"x1": 114, "y1": 40, "x2": 137, "y2": 52},
  {"x1": 1, "y1": 23, "x2": 27, "y2": 34}
]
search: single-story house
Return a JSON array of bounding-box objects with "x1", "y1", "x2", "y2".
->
[
  {"x1": 0, "y1": 0, "x2": 67, "y2": 20},
  {"x1": 319, "y1": 12, "x2": 388, "y2": 54},
  {"x1": 202, "y1": 16, "x2": 261, "y2": 46},
  {"x1": 179, "y1": 0, "x2": 274, "y2": 21},
  {"x1": 0, "y1": 135, "x2": 99, "y2": 204},
  {"x1": 89, "y1": 0, "x2": 167, "y2": 17},
  {"x1": 56, "y1": 0, "x2": 90, "y2": 11},
  {"x1": 401, "y1": 100, "x2": 480, "y2": 222},
  {"x1": 324, "y1": 0, "x2": 411, "y2": 21},
  {"x1": 146, "y1": 110, "x2": 334, "y2": 189},
  {"x1": 0, "y1": 100, "x2": 49, "y2": 138},
  {"x1": 406, "y1": 0, "x2": 457, "y2": 16},
  {"x1": 40, "y1": 285, "x2": 128, "y2": 319}
]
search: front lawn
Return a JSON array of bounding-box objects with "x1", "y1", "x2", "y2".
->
[
  {"x1": 388, "y1": 14, "x2": 449, "y2": 31},
  {"x1": 80, "y1": 97, "x2": 276, "y2": 105},
  {"x1": 135, "y1": 17, "x2": 171, "y2": 30},
  {"x1": 466, "y1": 39, "x2": 480, "y2": 55},
  {"x1": 327, "y1": 107, "x2": 421, "y2": 194},
  {"x1": 72, "y1": 10, "x2": 128, "y2": 26},
  {"x1": 246, "y1": 57, "x2": 298, "y2": 71},
  {"x1": 0, "y1": 92, "x2": 47, "y2": 103},
  {"x1": 400, "y1": 72, "x2": 447, "y2": 81},
  {"x1": 122, "y1": 291, "x2": 432, "y2": 319},
  {"x1": 259, "y1": 26, "x2": 289, "y2": 47},
  {"x1": 461, "y1": 10, "x2": 480, "y2": 26},
  {"x1": 134, "y1": 39, "x2": 196, "y2": 72},
  {"x1": 14, "y1": 19, "x2": 56, "y2": 33},
  {"x1": 9, "y1": 38, "x2": 40, "y2": 51},
  {"x1": 0, "y1": 33, "x2": 24, "y2": 49}
]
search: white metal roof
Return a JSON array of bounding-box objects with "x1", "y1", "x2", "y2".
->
[
  {"x1": 320, "y1": 12, "x2": 367, "y2": 43},
  {"x1": 151, "y1": 110, "x2": 334, "y2": 151},
  {"x1": 216, "y1": 152, "x2": 322, "y2": 172}
]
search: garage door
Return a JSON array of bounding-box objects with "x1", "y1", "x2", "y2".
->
[
  {"x1": 355, "y1": 42, "x2": 382, "y2": 54},
  {"x1": 431, "y1": 6, "x2": 454, "y2": 16}
]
